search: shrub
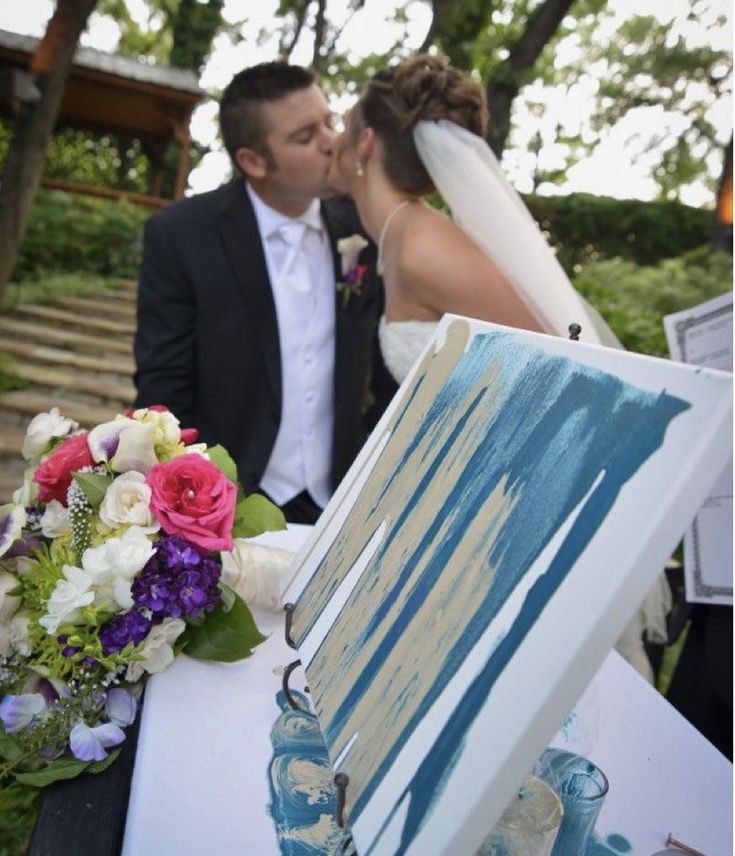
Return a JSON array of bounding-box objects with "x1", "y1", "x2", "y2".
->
[
  {"x1": 13, "y1": 190, "x2": 149, "y2": 282},
  {"x1": 525, "y1": 193, "x2": 713, "y2": 275},
  {"x1": 572, "y1": 247, "x2": 732, "y2": 356}
]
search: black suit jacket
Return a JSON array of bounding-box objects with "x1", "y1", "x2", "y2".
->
[{"x1": 134, "y1": 179, "x2": 390, "y2": 495}]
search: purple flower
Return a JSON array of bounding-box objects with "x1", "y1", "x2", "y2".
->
[
  {"x1": 0, "y1": 694, "x2": 46, "y2": 732},
  {"x1": 159, "y1": 537, "x2": 201, "y2": 569},
  {"x1": 69, "y1": 721, "x2": 125, "y2": 761},
  {"x1": 105, "y1": 688, "x2": 137, "y2": 727},
  {"x1": 99, "y1": 609, "x2": 152, "y2": 655},
  {"x1": 131, "y1": 536, "x2": 221, "y2": 621}
]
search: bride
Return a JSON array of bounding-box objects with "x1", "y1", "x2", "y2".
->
[
  {"x1": 329, "y1": 54, "x2": 666, "y2": 683},
  {"x1": 328, "y1": 53, "x2": 614, "y2": 385}
]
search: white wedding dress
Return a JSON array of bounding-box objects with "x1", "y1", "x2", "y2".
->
[{"x1": 378, "y1": 316, "x2": 437, "y2": 384}]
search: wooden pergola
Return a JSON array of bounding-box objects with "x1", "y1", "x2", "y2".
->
[{"x1": 0, "y1": 28, "x2": 204, "y2": 208}]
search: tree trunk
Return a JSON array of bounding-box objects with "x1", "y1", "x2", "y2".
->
[
  {"x1": 712, "y1": 135, "x2": 733, "y2": 253},
  {"x1": 0, "y1": 0, "x2": 98, "y2": 304},
  {"x1": 486, "y1": 0, "x2": 576, "y2": 157}
]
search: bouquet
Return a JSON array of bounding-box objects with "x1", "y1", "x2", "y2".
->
[{"x1": 0, "y1": 405, "x2": 284, "y2": 789}]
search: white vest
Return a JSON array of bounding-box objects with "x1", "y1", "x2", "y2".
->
[{"x1": 246, "y1": 184, "x2": 335, "y2": 508}]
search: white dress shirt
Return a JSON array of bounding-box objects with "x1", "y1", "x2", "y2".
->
[{"x1": 246, "y1": 183, "x2": 335, "y2": 508}]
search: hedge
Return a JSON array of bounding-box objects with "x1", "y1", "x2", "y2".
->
[
  {"x1": 572, "y1": 246, "x2": 732, "y2": 357},
  {"x1": 12, "y1": 187, "x2": 715, "y2": 284},
  {"x1": 13, "y1": 190, "x2": 149, "y2": 282}
]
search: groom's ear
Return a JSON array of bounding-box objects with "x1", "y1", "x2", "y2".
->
[
  {"x1": 357, "y1": 127, "x2": 376, "y2": 161},
  {"x1": 235, "y1": 146, "x2": 268, "y2": 180}
]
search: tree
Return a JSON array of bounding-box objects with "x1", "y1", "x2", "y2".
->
[{"x1": 0, "y1": 0, "x2": 98, "y2": 303}]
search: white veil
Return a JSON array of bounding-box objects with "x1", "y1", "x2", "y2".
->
[{"x1": 413, "y1": 120, "x2": 621, "y2": 348}]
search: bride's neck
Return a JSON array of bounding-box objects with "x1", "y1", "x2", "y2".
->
[{"x1": 352, "y1": 175, "x2": 415, "y2": 243}]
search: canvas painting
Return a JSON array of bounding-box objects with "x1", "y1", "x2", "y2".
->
[{"x1": 281, "y1": 316, "x2": 732, "y2": 856}]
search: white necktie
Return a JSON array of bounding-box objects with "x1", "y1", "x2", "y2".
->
[{"x1": 276, "y1": 221, "x2": 314, "y2": 294}]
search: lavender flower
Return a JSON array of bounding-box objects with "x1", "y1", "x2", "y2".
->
[
  {"x1": 99, "y1": 609, "x2": 152, "y2": 655},
  {"x1": 69, "y1": 720, "x2": 125, "y2": 761},
  {"x1": 132, "y1": 535, "x2": 221, "y2": 621},
  {"x1": 0, "y1": 693, "x2": 46, "y2": 732}
]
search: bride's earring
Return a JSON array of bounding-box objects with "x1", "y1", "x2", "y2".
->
[{"x1": 355, "y1": 159, "x2": 365, "y2": 177}]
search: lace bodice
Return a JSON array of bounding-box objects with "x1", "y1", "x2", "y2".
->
[{"x1": 378, "y1": 316, "x2": 438, "y2": 384}]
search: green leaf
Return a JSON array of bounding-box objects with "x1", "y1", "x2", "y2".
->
[
  {"x1": 207, "y1": 445, "x2": 239, "y2": 484},
  {"x1": 180, "y1": 594, "x2": 265, "y2": 662},
  {"x1": 0, "y1": 733, "x2": 23, "y2": 762},
  {"x1": 217, "y1": 580, "x2": 236, "y2": 612},
  {"x1": 72, "y1": 472, "x2": 113, "y2": 509},
  {"x1": 15, "y1": 758, "x2": 91, "y2": 787},
  {"x1": 232, "y1": 493, "x2": 286, "y2": 539}
]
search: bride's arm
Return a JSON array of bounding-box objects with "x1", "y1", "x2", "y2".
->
[{"x1": 397, "y1": 215, "x2": 543, "y2": 333}]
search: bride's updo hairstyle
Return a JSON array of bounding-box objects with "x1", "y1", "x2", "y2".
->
[{"x1": 355, "y1": 54, "x2": 487, "y2": 196}]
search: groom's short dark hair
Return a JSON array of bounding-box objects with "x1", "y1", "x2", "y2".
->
[{"x1": 219, "y1": 62, "x2": 316, "y2": 167}]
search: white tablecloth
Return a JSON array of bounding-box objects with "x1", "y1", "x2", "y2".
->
[{"x1": 122, "y1": 527, "x2": 732, "y2": 856}]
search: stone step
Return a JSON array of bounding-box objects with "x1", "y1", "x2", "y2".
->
[
  {"x1": 0, "y1": 390, "x2": 122, "y2": 428},
  {"x1": 0, "y1": 467, "x2": 25, "y2": 505},
  {"x1": 0, "y1": 318, "x2": 133, "y2": 355},
  {"x1": 0, "y1": 425, "x2": 25, "y2": 456},
  {"x1": 53, "y1": 295, "x2": 137, "y2": 319},
  {"x1": 13, "y1": 304, "x2": 136, "y2": 336},
  {"x1": 12, "y1": 363, "x2": 135, "y2": 404},
  {"x1": 0, "y1": 336, "x2": 134, "y2": 376}
]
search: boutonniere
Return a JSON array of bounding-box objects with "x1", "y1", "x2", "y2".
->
[{"x1": 336, "y1": 234, "x2": 369, "y2": 307}]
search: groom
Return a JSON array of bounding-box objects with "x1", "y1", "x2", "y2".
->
[{"x1": 134, "y1": 62, "x2": 392, "y2": 523}]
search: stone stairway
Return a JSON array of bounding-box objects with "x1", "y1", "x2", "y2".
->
[{"x1": 0, "y1": 280, "x2": 138, "y2": 503}]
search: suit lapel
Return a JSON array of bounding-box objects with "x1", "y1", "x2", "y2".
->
[
  {"x1": 218, "y1": 180, "x2": 281, "y2": 413},
  {"x1": 321, "y1": 201, "x2": 349, "y2": 408}
]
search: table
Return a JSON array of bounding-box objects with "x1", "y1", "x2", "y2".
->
[{"x1": 122, "y1": 527, "x2": 732, "y2": 856}]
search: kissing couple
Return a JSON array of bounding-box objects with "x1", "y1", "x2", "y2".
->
[{"x1": 134, "y1": 53, "x2": 616, "y2": 526}]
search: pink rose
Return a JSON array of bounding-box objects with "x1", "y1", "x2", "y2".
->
[
  {"x1": 146, "y1": 455, "x2": 236, "y2": 552},
  {"x1": 33, "y1": 433, "x2": 94, "y2": 505}
]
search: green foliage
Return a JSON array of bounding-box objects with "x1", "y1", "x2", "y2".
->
[
  {"x1": 180, "y1": 594, "x2": 266, "y2": 662},
  {"x1": 525, "y1": 192, "x2": 712, "y2": 273},
  {"x1": 585, "y1": 5, "x2": 731, "y2": 200},
  {"x1": 12, "y1": 189, "x2": 148, "y2": 283},
  {"x1": 232, "y1": 494, "x2": 287, "y2": 539},
  {"x1": 0, "y1": 783, "x2": 38, "y2": 856},
  {"x1": 2, "y1": 273, "x2": 129, "y2": 309},
  {"x1": 97, "y1": 0, "x2": 227, "y2": 73},
  {"x1": 572, "y1": 247, "x2": 732, "y2": 356},
  {"x1": 0, "y1": 353, "x2": 28, "y2": 394}
]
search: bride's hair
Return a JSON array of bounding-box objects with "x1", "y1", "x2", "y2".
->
[{"x1": 355, "y1": 54, "x2": 487, "y2": 195}]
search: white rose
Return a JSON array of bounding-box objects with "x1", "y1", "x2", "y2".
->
[
  {"x1": 39, "y1": 565, "x2": 95, "y2": 635},
  {"x1": 40, "y1": 500, "x2": 71, "y2": 538},
  {"x1": 82, "y1": 526, "x2": 155, "y2": 610},
  {"x1": 99, "y1": 472, "x2": 159, "y2": 533},
  {"x1": 125, "y1": 618, "x2": 186, "y2": 681},
  {"x1": 337, "y1": 234, "x2": 369, "y2": 275},
  {"x1": 22, "y1": 408, "x2": 78, "y2": 460},
  {"x1": 220, "y1": 540, "x2": 294, "y2": 613}
]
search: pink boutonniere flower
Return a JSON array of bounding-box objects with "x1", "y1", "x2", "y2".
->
[{"x1": 337, "y1": 234, "x2": 369, "y2": 307}]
